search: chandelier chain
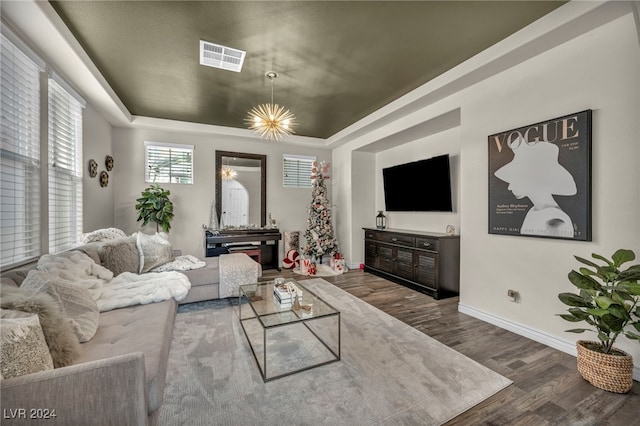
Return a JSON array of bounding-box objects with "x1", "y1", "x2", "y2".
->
[{"x1": 270, "y1": 77, "x2": 274, "y2": 105}]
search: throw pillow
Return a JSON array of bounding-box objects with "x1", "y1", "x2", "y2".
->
[
  {"x1": 0, "y1": 268, "x2": 31, "y2": 287},
  {"x1": 21, "y1": 271, "x2": 100, "y2": 343},
  {"x1": 0, "y1": 285, "x2": 79, "y2": 368},
  {"x1": 0, "y1": 309, "x2": 55, "y2": 378},
  {"x1": 75, "y1": 242, "x2": 103, "y2": 265},
  {"x1": 99, "y1": 236, "x2": 140, "y2": 276},
  {"x1": 136, "y1": 232, "x2": 174, "y2": 273}
]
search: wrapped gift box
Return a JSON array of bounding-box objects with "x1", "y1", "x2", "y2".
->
[
  {"x1": 330, "y1": 253, "x2": 346, "y2": 274},
  {"x1": 299, "y1": 258, "x2": 317, "y2": 276}
]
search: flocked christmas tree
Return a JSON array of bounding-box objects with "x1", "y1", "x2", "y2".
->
[{"x1": 304, "y1": 161, "x2": 338, "y2": 262}]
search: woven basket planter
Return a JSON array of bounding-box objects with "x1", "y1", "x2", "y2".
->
[{"x1": 576, "y1": 340, "x2": 633, "y2": 393}]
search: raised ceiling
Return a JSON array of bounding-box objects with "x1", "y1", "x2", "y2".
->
[{"x1": 50, "y1": 1, "x2": 565, "y2": 139}]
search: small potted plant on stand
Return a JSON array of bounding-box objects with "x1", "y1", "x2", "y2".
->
[
  {"x1": 135, "y1": 184, "x2": 174, "y2": 233},
  {"x1": 558, "y1": 249, "x2": 640, "y2": 393}
]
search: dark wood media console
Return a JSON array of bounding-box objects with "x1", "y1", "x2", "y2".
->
[
  {"x1": 363, "y1": 228, "x2": 460, "y2": 299},
  {"x1": 205, "y1": 229, "x2": 281, "y2": 270}
]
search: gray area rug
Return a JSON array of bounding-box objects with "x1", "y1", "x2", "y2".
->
[{"x1": 159, "y1": 278, "x2": 511, "y2": 425}]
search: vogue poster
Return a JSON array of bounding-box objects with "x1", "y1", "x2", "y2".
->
[{"x1": 488, "y1": 110, "x2": 592, "y2": 241}]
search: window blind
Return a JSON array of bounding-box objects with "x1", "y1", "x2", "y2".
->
[
  {"x1": 283, "y1": 155, "x2": 315, "y2": 188},
  {"x1": 48, "y1": 79, "x2": 83, "y2": 254},
  {"x1": 0, "y1": 32, "x2": 42, "y2": 268},
  {"x1": 145, "y1": 141, "x2": 194, "y2": 184}
]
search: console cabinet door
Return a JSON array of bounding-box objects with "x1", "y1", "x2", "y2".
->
[
  {"x1": 377, "y1": 244, "x2": 395, "y2": 274},
  {"x1": 415, "y1": 251, "x2": 439, "y2": 290},
  {"x1": 396, "y1": 247, "x2": 415, "y2": 281},
  {"x1": 365, "y1": 241, "x2": 378, "y2": 269}
]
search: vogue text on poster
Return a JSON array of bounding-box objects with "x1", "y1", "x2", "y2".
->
[{"x1": 488, "y1": 110, "x2": 592, "y2": 241}]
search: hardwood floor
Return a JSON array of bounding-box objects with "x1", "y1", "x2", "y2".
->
[{"x1": 261, "y1": 268, "x2": 640, "y2": 425}]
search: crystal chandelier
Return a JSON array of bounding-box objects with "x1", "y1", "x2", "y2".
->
[{"x1": 246, "y1": 71, "x2": 296, "y2": 140}]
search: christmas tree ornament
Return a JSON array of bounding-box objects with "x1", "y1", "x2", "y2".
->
[{"x1": 283, "y1": 249, "x2": 299, "y2": 269}]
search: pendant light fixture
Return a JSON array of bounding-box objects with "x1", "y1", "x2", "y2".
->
[
  {"x1": 221, "y1": 157, "x2": 237, "y2": 180},
  {"x1": 246, "y1": 71, "x2": 296, "y2": 140},
  {"x1": 221, "y1": 167, "x2": 237, "y2": 180}
]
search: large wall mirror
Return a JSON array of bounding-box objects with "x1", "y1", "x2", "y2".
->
[{"x1": 215, "y1": 150, "x2": 267, "y2": 228}]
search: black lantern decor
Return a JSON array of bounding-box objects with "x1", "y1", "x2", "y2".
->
[{"x1": 376, "y1": 211, "x2": 386, "y2": 230}]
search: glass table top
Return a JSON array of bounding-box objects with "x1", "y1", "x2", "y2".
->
[{"x1": 239, "y1": 280, "x2": 339, "y2": 328}]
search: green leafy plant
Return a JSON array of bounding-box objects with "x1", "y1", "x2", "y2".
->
[
  {"x1": 135, "y1": 184, "x2": 174, "y2": 233},
  {"x1": 558, "y1": 249, "x2": 640, "y2": 354}
]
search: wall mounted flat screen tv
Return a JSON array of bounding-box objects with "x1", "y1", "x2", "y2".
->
[{"x1": 383, "y1": 154, "x2": 453, "y2": 212}]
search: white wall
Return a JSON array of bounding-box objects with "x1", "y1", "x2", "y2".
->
[
  {"x1": 348, "y1": 151, "x2": 376, "y2": 267},
  {"x1": 458, "y1": 8, "x2": 639, "y2": 364},
  {"x1": 331, "y1": 2, "x2": 640, "y2": 373},
  {"x1": 82, "y1": 103, "x2": 114, "y2": 231},
  {"x1": 112, "y1": 126, "x2": 330, "y2": 258}
]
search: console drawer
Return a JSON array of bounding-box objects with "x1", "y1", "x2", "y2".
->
[
  {"x1": 378, "y1": 232, "x2": 414, "y2": 247},
  {"x1": 364, "y1": 230, "x2": 378, "y2": 240},
  {"x1": 415, "y1": 237, "x2": 439, "y2": 252}
]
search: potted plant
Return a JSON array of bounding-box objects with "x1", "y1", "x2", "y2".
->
[
  {"x1": 558, "y1": 249, "x2": 640, "y2": 393},
  {"x1": 135, "y1": 184, "x2": 174, "y2": 233}
]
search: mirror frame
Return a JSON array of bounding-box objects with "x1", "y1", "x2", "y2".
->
[{"x1": 215, "y1": 150, "x2": 267, "y2": 228}]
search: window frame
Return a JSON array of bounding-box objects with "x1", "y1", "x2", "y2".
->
[
  {"x1": 144, "y1": 141, "x2": 194, "y2": 184},
  {"x1": 283, "y1": 154, "x2": 315, "y2": 188},
  {"x1": 47, "y1": 77, "x2": 85, "y2": 254}
]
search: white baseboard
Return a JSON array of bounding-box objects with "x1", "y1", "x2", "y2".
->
[{"x1": 458, "y1": 303, "x2": 640, "y2": 382}]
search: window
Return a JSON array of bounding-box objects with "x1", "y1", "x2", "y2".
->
[
  {"x1": 145, "y1": 141, "x2": 194, "y2": 184},
  {"x1": 0, "y1": 31, "x2": 43, "y2": 268},
  {"x1": 48, "y1": 77, "x2": 84, "y2": 254},
  {"x1": 283, "y1": 154, "x2": 315, "y2": 188},
  {"x1": 1, "y1": 26, "x2": 86, "y2": 268}
]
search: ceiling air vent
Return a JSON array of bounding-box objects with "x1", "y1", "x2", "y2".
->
[{"x1": 199, "y1": 40, "x2": 246, "y2": 73}]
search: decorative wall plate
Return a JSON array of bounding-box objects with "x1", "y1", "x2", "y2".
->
[
  {"x1": 88, "y1": 159, "x2": 98, "y2": 177},
  {"x1": 99, "y1": 171, "x2": 109, "y2": 187},
  {"x1": 105, "y1": 155, "x2": 114, "y2": 171}
]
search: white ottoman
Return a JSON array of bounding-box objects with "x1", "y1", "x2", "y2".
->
[{"x1": 218, "y1": 253, "x2": 262, "y2": 298}]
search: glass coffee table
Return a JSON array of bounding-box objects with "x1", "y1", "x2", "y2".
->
[{"x1": 238, "y1": 280, "x2": 340, "y2": 382}]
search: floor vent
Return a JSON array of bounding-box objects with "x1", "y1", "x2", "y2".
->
[{"x1": 199, "y1": 40, "x2": 246, "y2": 72}]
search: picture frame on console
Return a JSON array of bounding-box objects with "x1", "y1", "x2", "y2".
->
[{"x1": 488, "y1": 110, "x2": 592, "y2": 241}]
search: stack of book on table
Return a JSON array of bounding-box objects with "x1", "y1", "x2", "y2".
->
[{"x1": 273, "y1": 282, "x2": 302, "y2": 307}]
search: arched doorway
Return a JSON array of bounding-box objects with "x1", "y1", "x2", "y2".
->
[{"x1": 221, "y1": 179, "x2": 249, "y2": 227}]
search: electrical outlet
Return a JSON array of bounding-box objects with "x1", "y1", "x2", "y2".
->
[{"x1": 507, "y1": 289, "x2": 518, "y2": 302}]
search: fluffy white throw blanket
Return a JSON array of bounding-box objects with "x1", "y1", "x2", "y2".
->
[
  {"x1": 37, "y1": 252, "x2": 191, "y2": 312},
  {"x1": 80, "y1": 227, "x2": 127, "y2": 244},
  {"x1": 152, "y1": 255, "x2": 205, "y2": 272},
  {"x1": 98, "y1": 271, "x2": 190, "y2": 312},
  {"x1": 37, "y1": 252, "x2": 113, "y2": 300}
]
